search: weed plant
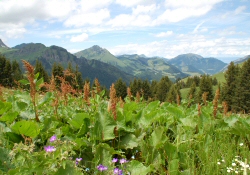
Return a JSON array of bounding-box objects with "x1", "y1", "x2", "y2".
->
[{"x1": 0, "y1": 62, "x2": 249, "y2": 174}]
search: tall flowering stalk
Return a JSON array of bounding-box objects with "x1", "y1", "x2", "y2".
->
[
  {"x1": 83, "y1": 81, "x2": 90, "y2": 106},
  {"x1": 109, "y1": 83, "x2": 117, "y2": 121},
  {"x1": 22, "y1": 60, "x2": 40, "y2": 122},
  {"x1": 127, "y1": 87, "x2": 132, "y2": 101},
  {"x1": 176, "y1": 94, "x2": 181, "y2": 106},
  {"x1": 202, "y1": 92, "x2": 208, "y2": 106},
  {"x1": 222, "y1": 101, "x2": 228, "y2": 116},
  {"x1": 213, "y1": 88, "x2": 220, "y2": 118},
  {"x1": 94, "y1": 78, "x2": 101, "y2": 94},
  {"x1": 136, "y1": 91, "x2": 140, "y2": 103},
  {"x1": 58, "y1": 76, "x2": 76, "y2": 106}
]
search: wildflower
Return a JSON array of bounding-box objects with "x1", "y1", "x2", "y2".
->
[
  {"x1": 114, "y1": 168, "x2": 123, "y2": 174},
  {"x1": 112, "y1": 158, "x2": 118, "y2": 163},
  {"x1": 221, "y1": 159, "x2": 225, "y2": 162},
  {"x1": 240, "y1": 143, "x2": 243, "y2": 146},
  {"x1": 232, "y1": 163, "x2": 236, "y2": 166},
  {"x1": 49, "y1": 135, "x2": 57, "y2": 142},
  {"x1": 75, "y1": 158, "x2": 82, "y2": 165},
  {"x1": 97, "y1": 164, "x2": 108, "y2": 171},
  {"x1": 76, "y1": 158, "x2": 82, "y2": 162},
  {"x1": 217, "y1": 162, "x2": 221, "y2": 165},
  {"x1": 85, "y1": 168, "x2": 90, "y2": 171},
  {"x1": 120, "y1": 158, "x2": 127, "y2": 164},
  {"x1": 44, "y1": 146, "x2": 56, "y2": 152},
  {"x1": 131, "y1": 155, "x2": 135, "y2": 159}
]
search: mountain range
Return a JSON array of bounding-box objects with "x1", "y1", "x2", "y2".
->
[
  {"x1": 0, "y1": 41, "x2": 134, "y2": 87},
  {"x1": 75, "y1": 45, "x2": 187, "y2": 81},
  {"x1": 1, "y1": 38, "x2": 248, "y2": 87}
]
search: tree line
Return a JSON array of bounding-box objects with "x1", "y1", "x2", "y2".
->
[{"x1": 1, "y1": 53, "x2": 250, "y2": 113}]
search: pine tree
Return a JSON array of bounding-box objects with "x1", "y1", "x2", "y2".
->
[
  {"x1": 34, "y1": 60, "x2": 49, "y2": 83},
  {"x1": 141, "y1": 80, "x2": 152, "y2": 100},
  {"x1": 167, "y1": 85, "x2": 181, "y2": 103},
  {"x1": 221, "y1": 62, "x2": 240, "y2": 111},
  {"x1": 52, "y1": 63, "x2": 64, "y2": 87},
  {"x1": 12, "y1": 60, "x2": 23, "y2": 86},
  {"x1": 196, "y1": 75, "x2": 213, "y2": 103},
  {"x1": 187, "y1": 82, "x2": 197, "y2": 99},
  {"x1": 233, "y1": 59, "x2": 250, "y2": 113},
  {"x1": 2, "y1": 59, "x2": 13, "y2": 87},
  {"x1": 114, "y1": 78, "x2": 127, "y2": 99},
  {"x1": 74, "y1": 65, "x2": 83, "y2": 90},
  {"x1": 156, "y1": 76, "x2": 173, "y2": 102}
]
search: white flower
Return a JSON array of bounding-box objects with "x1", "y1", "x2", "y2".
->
[
  {"x1": 217, "y1": 162, "x2": 221, "y2": 165},
  {"x1": 222, "y1": 159, "x2": 225, "y2": 162},
  {"x1": 227, "y1": 169, "x2": 231, "y2": 173},
  {"x1": 240, "y1": 143, "x2": 243, "y2": 146},
  {"x1": 235, "y1": 170, "x2": 238, "y2": 174},
  {"x1": 232, "y1": 163, "x2": 236, "y2": 166}
]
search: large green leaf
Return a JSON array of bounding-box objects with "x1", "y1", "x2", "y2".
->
[
  {"x1": 150, "y1": 126, "x2": 167, "y2": 149},
  {"x1": 93, "y1": 109, "x2": 116, "y2": 141},
  {"x1": 0, "y1": 111, "x2": 18, "y2": 123},
  {"x1": 119, "y1": 134, "x2": 139, "y2": 149},
  {"x1": 0, "y1": 101, "x2": 12, "y2": 115},
  {"x1": 127, "y1": 160, "x2": 152, "y2": 175},
  {"x1": 11, "y1": 120, "x2": 40, "y2": 138},
  {"x1": 169, "y1": 159, "x2": 179, "y2": 175},
  {"x1": 68, "y1": 113, "x2": 89, "y2": 130}
]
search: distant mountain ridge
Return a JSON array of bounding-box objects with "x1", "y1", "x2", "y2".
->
[
  {"x1": 168, "y1": 53, "x2": 227, "y2": 75},
  {"x1": 75, "y1": 45, "x2": 188, "y2": 81},
  {"x1": 0, "y1": 42, "x2": 134, "y2": 87},
  {"x1": 0, "y1": 39, "x2": 8, "y2": 48},
  {"x1": 221, "y1": 55, "x2": 250, "y2": 72}
]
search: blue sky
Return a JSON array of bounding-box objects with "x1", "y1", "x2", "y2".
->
[{"x1": 0, "y1": 0, "x2": 249, "y2": 62}]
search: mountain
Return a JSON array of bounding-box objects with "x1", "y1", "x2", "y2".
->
[
  {"x1": 221, "y1": 55, "x2": 250, "y2": 72},
  {"x1": 0, "y1": 39, "x2": 8, "y2": 48},
  {"x1": 168, "y1": 53, "x2": 227, "y2": 75},
  {"x1": 75, "y1": 45, "x2": 188, "y2": 81},
  {"x1": 1, "y1": 43, "x2": 134, "y2": 87}
]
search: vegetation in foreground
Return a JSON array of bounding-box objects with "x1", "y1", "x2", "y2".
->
[{"x1": 0, "y1": 61, "x2": 250, "y2": 175}]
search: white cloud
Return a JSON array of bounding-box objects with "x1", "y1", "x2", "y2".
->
[
  {"x1": 234, "y1": 6, "x2": 246, "y2": 15},
  {"x1": 78, "y1": 0, "x2": 112, "y2": 12},
  {"x1": 165, "y1": 0, "x2": 223, "y2": 8},
  {"x1": 108, "y1": 14, "x2": 152, "y2": 27},
  {"x1": 115, "y1": 0, "x2": 151, "y2": 7},
  {"x1": 193, "y1": 21, "x2": 205, "y2": 33},
  {"x1": 0, "y1": 0, "x2": 76, "y2": 24},
  {"x1": 109, "y1": 35, "x2": 250, "y2": 58},
  {"x1": 6, "y1": 28, "x2": 26, "y2": 38},
  {"x1": 132, "y1": 4, "x2": 158, "y2": 15},
  {"x1": 154, "y1": 6, "x2": 212, "y2": 24},
  {"x1": 70, "y1": 33, "x2": 88, "y2": 42},
  {"x1": 64, "y1": 9, "x2": 110, "y2": 27},
  {"x1": 155, "y1": 31, "x2": 173, "y2": 37}
]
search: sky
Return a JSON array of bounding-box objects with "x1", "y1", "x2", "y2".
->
[{"x1": 0, "y1": 0, "x2": 249, "y2": 63}]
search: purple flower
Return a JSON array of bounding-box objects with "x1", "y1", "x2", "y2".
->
[
  {"x1": 119, "y1": 158, "x2": 127, "y2": 164},
  {"x1": 114, "y1": 168, "x2": 123, "y2": 174},
  {"x1": 44, "y1": 146, "x2": 56, "y2": 152},
  {"x1": 112, "y1": 158, "x2": 118, "y2": 163},
  {"x1": 75, "y1": 158, "x2": 82, "y2": 165},
  {"x1": 97, "y1": 164, "x2": 108, "y2": 171},
  {"x1": 49, "y1": 135, "x2": 57, "y2": 142},
  {"x1": 76, "y1": 158, "x2": 82, "y2": 162}
]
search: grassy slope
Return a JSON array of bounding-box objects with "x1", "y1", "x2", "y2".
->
[{"x1": 180, "y1": 71, "x2": 226, "y2": 100}]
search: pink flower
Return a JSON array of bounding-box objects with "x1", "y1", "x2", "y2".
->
[{"x1": 44, "y1": 146, "x2": 56, "y2": 152}]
